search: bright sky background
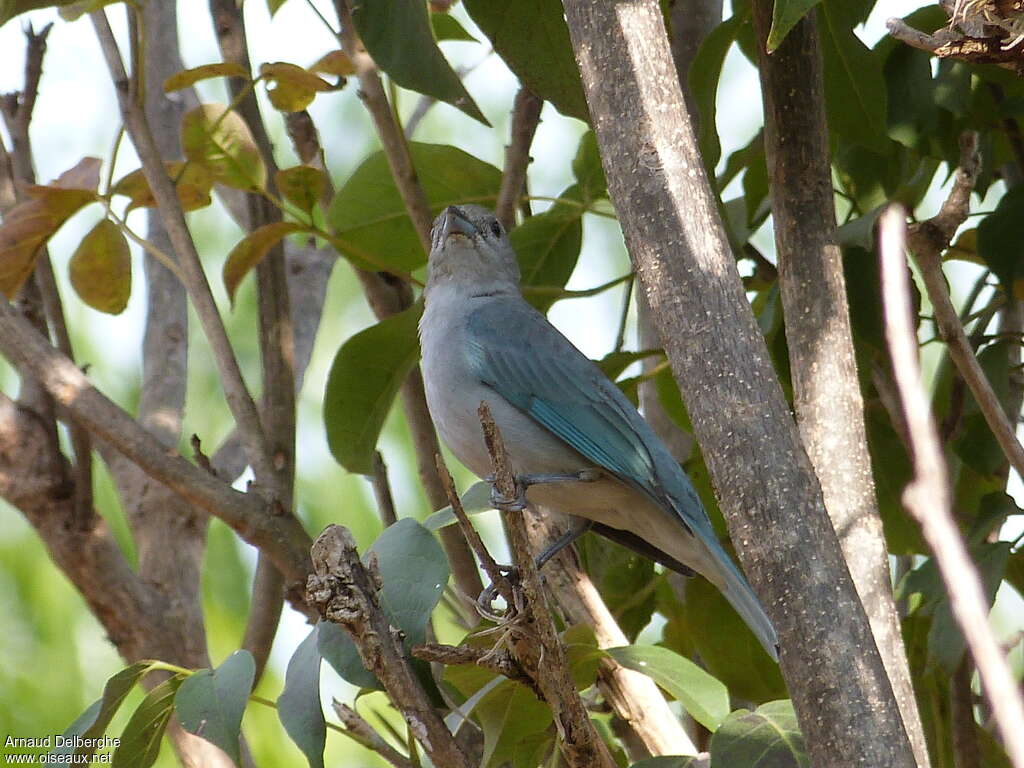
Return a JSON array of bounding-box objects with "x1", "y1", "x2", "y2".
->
[{"x1": 1, "y1": 0, "x2": 1020, "y2": 705}]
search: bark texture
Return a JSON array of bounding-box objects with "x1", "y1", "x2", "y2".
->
[
  {"x1": 751, "y1": 6, "x2": 929, "y2": 766},
  {"x1": 559, "y1": 1, "x2": 916, "y2": 765}
]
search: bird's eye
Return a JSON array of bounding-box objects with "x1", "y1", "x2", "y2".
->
[{"x1": 489, "y1": 220, "x2": 503, "y2": 238}]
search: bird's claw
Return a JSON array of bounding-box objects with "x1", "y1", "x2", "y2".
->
[
  {"x1": 485, "y1": 469, "x2": 599, "y2": 512},
  {"x1": 476, "y1": 565, "x2": 521, "y2": 621}
]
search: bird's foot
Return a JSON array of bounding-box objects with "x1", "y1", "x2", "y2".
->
[
  {"x1": 476, "y1": 564, "x2": 521, "y2": 623},
  {"x1": 485, "y1": 469, "x2": 600, "y2": 511}
]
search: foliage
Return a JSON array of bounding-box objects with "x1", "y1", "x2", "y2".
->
[{"x1": 1, "y1": 0, "x2": 1023, "y2": 767}]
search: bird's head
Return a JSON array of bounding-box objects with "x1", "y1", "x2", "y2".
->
[{"x1": 426, "y1": 205, "x2": 520, "y2": 297}]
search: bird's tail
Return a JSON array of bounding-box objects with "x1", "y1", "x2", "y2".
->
[{"x1": 703, "y1": 538, "x2": 779, "y2": 661}]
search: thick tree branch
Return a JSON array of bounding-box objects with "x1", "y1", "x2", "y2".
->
[
  {"x1": 308, "y1": 525, "x2": 473, "y2": 768},
  {"x1": 559, "y1": 1, "x2": 915, "y2": 765},
  {"x1": 879, "y1": 205, "x2": 1024, "y2": 768},
  {"x1": 495, "y1": 88, "x2": 543, "y2": 231},
  {"x1": 752, "y1": 6, "x2": 929, "y2": 766},
  {"x1": 0, "y1": 302, "x2": 314, "y2": 587}
]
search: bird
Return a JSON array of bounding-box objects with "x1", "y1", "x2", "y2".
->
[{"x1": 419, "y1": 204, "x2": 779, "y2": 660}]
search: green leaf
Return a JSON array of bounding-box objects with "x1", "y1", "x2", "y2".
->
[
  {"x1": 278, "y1": 626, "x2": 326, "y2": 768},
  {"x1": 46, "y1": 662, "x2": 151, "y2": 762},
  {"x1": 513, "y1": 192, "x2": 584, "y2": 311},
  {"x1": 0, "y1": 156, "x2": 101, "y2": 299},
  {"x1": 766, "y1": 0, "x2": 821, "y2": 52},
  {"x1": 276, "y1": 165, "x2": 328, "y2": 216},
  {"x1": 572, "y1": 131, "x2": 606, "y2": 201},
  {"x1": 352, "y1": 0, "x2": 487, "y2": 125},
  {"x1": 446, "y1": 666, "x2": 553, "y2": 768},
  {"x1": 606, "y1": 645, "x2": 729, "y2": 730},
  {"x1": 175, "y1": 651, "x2": 255, "y2": 765},
  {"x1": 68, "y1": 219, "x2": 132, "y2": 315},
  {"x1": 464, "y1": 0, "x2": 588, "y2": 122},
  {"x1": 903, "y1": 542, "x2": 1011, "y2": 673},
  {"x1": 978, "y1": 186, "x2": 1024, "y2": 294},
  {"x1": 629, "y1": 758, "x2": 704, "y2": 768},
  {"x1": 112, "y1": 675, "x2": 185, "y2": 768},
  {"x1": 423, "y1": 480, "x2": 494, "y2": 529},
  {"x1": 689, "y1": 11, "x2": 745, "y2": 171},
  {"x1": 324, "y1": 303, "x2": 423, "y2": 475},
  {"x1": 316, "y1": 520, "x2": 449, "y2": 691},
  {"x1": 371, "y1": 518, "x2": 450, "y2": 646},
  {"x1": 656, "y1": 577, "x2": 785, "y2": 704},
  {"x1": 317, "y1": 620, "x2": 381, "y2": 690},
  {"x1": 223, "y1": 222, "x2": 307, "y2": 304},
  {"x1": 710, "y1": 700, "x2": 809, "y2": 767},
  {"x1": 181, "y1": 104, "x2": 267, "y2": 191},
  {"x1": 578, "y1": 535, "x2": 657, "y2": 641},
  {"x1": 163, "y1": 63, "x2": 250, "y2": 93},
  {"x1": 267, "y1": 0, "x2": 287, "y2": 16},
  {"x1": 818, "y1": 1, "x2": 889, "y2": 153},
  {"x1": 431, "y1": 12, "x2": 478, "y2": 43},
  {"x1": 328, "y1": 142, "x2": 501, "y2": 272}
]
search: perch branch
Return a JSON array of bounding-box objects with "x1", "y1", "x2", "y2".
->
[
  {"x1": 880, "y1": 204, "x2": 1024, "y2": 768},
  {"x1": 478, "y1": 402, "x2": 618, "y2": 768}
]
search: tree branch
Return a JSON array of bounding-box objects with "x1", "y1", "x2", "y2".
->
[
  {"x1": 89, "y1": 9, "x2": 275, "y2": 489},
  {"x1": 331, "y1": 701, "x2": 414, "y2": 768},
  {"x1": 495, "y1": 88, "x2": 543, "y2": 231},
  {"x1": 752, "y1": 5, "x2": 928, "y2": 765},
  {"x1": 479, "y1": 402, "x2": 617, "y2": 768},
  {"x1": 308, "y1": 525, "x2": 473, "y2": 768},
  {"x1": 879, "y1": 204, "x2": 1024, "y2": 768},
  {"x1": 558, "y1": 1, "x2": 916, "y2": 764},
  {"x1": 0, "y1": 302, "x2": 314, "y2": 587},
  {"x1": 907, "y1": 133, "x2": 1024, "y2": 481}
]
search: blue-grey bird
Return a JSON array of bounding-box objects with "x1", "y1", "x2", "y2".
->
[{"x1": 419, "y1": 204, "x2": 778, "y2": 660}]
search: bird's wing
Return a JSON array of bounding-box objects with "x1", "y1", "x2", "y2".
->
[{"x1": 465, "y1": 297, "x2": 684, "y2": 514}]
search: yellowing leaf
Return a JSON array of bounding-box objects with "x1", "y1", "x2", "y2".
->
[
  {"x1": 275, "y1": 165, "x2": 327, "y2": 215},
  {"x1": 181, "y1": 104, "x2": 267, "y2": 191},
  {"x1": 0, "y1": 157, "x2": 101, "y2": 298},
  {"x1": 163, "y1": 63, "x2": 250, "y2": 93},
  {"x1": 69, "y1": 219, "x2": 132, "y2": 315},
  {"x1": 260, "y1": 62, "x2": 335, "y2": 113},
  {"x1": 309, "y1": 50, "x2": 356, "y2": 77},
  {"x1": 111, "y1": 163, "x2": 214, "y2": 212},
  {"x1": 223, "y1": 221, "x2": 308, "y2": 303}
]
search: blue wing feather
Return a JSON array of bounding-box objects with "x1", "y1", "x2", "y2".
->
[{"x1": 465, "y1": 297, "x2": 712, "y2": 537}]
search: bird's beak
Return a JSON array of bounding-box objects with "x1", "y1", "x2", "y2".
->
[{"x1": 441, "y1": 205, "x2": 477, "y2": 241}]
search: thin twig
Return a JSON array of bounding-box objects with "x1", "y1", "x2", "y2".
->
[
  {"x1": 331, "y1": 701, "x2": 413, "y2": 768},
  {"x1": 907, "y1": 132, "x2": 1024, "y2": 480},
  {"x1": 372, "y1": 451, "x2": 398, "y2": 527},
  {"x1": 412, "y1": 642, "x2": 538, "y2": 695},
  {"x1": 495, "y1": 88, "x2": 543, "y2": 231},
  {"x1": 880, "y1": 204, "x2": 1024, "y2": 768},
  {"x1": 90, "y1": 9, "x2": 275, "y2": 488},
  {"x1": 435, "y1": 454, "x2": 511, "y2": 602}
]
